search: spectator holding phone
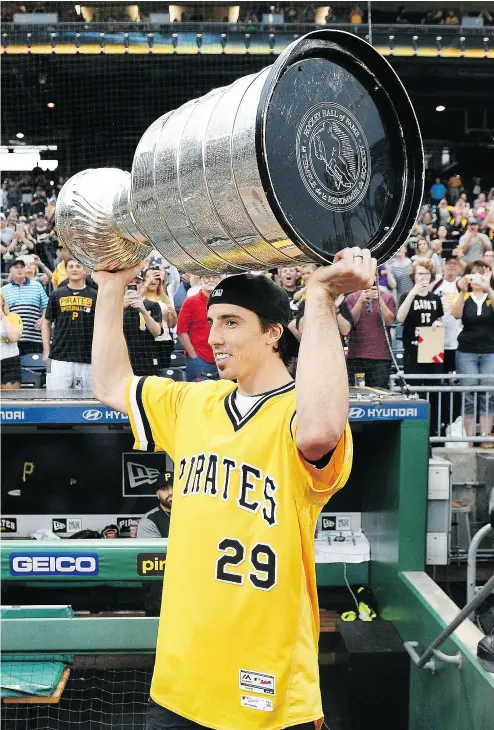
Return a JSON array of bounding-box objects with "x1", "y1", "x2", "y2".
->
[
  {"x1": 345, "y1": 285, "x2": 396, "y2": 389},
  {"x1": 451, "y1": 260, "x2": 494, "y2": 445},
  {"x1": 397, "y1": 259, "x2": 444, "y2": 375},
  {"x1": 123, "y1": 281, "x2": 162, "y2": 376},
  {"x1": 431, "y1": 255, "x2": 462, "y2": 373},
  {"x1": 397, "y1": 259, "x2": 444, "y2": 428},
  {"x1": 459, "y1": 219, "x2": 492, "y2": 263},
  {"x1": 140, "y1": 265, "x2": 178, "y2": 372}
]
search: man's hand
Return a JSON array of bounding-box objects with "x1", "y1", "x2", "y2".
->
[
  {"x1": 480, "y1": 270, "x2": 494, "y2": 292},
  {"x1": 92, "y1": 261, "x2": 146, "y2": 289},
  {"x1": 42, "y1": 351, "x2": 49, "y2": 363},
  {"x1": 362, "y1": 286, "x2": 378, "y2": 300},
  {"x1": 412, "y1": 281, "x2": 429, "y2": 297},
  {"x1": 128, "y1": 296, "x2": 147, "y2": 314},
  {"x1": 307, "y1": 248, "x2": 376, "y2": 299},
  {"x1": 458, "y1": 276, "x2": 469, "y2": 292},
  {"x1": 34, "y1": 317, "x2": 43, "y2": 330}
]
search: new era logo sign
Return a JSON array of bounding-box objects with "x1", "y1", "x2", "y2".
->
[
  {"x1": 127, "y1": 462, "x2": 160, "y2": 490},
  {"x1": 122, "y1": 452, "x2": 172, "y2": 497},
  {"x1": 52, "y1": 519, "x2": 67, "y2": 533}
]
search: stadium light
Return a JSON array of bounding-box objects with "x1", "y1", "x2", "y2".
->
[
  {"x1": 47, "y1": 102, "x2": 55, "y2": 108},
  {"x1": 436, "y1": 105, "x2": 445, "y2": 112},
  {"x1": 16, "y1": 133, "x2": 24, "y2": 139}
]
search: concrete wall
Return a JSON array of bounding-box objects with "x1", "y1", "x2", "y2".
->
[{"x1": 432, "y1": 447, "x2": 494, "y2": 547}]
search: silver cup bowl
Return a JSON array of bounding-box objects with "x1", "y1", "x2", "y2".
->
[
  {"x1": 55, "y1": 168, "x2": 151, "y2": 272},
  {"x1": 56, "y1": 30, "x2": 423, "y2": 273}
]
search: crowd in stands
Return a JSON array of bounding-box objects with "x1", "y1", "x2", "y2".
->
[
  {"x1": 3, "y1": 2, "x2": 494, "y2": 26},
  {"x1": 1, "y1": 171, "x2": 494, "y2": 439}
]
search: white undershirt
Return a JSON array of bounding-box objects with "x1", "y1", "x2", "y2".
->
[
  {"x1": 235, "y1": 392, "x2": 263, "y2": 417},
  {"x1": 470, "y1": 292, "x2": 487, "y2": 315}
]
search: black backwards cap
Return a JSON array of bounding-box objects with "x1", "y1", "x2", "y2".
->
[{"x1": 207, "y1": 274, "x2": 300, "y2": 357}]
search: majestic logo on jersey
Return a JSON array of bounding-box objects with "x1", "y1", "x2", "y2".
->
[
  {"x1": 239, "y1": 669, "x2": 276, "y2": 696},
  {"x1": 178, "y1": 453, "x2": 278, "y2": 528},
  {"x1": 127, "y1": 461, "x2": 160, "y2": 489},
  {"x1": 296, "y1": 102, "x2": 370, "y2": 212}
]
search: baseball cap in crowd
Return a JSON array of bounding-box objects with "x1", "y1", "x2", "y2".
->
[
  {"x1": 468, "y1": 218, "x2": 479, "y2": 225},
  {"x1": 443, "y1": 252, "x2": 459, "y2": 263},
  {"x1": 11, "y1": 258, "x2": 26, "y2": 267},
  {"x1": 102, "y1": 524, "x2": 119, "y2": 539},
  {"x1": 477, "y1": 634, "x2": 494, "y2": 673},
  {"x1": 207, "y1": 273, "x2": 300, "y2": 357}
]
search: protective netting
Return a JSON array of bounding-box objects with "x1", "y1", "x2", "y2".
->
[
  {"x1": 1, "y1": 667, "x2": 151, "y2": 730},
  {"x1": 2, "y1": 8, "x2": 493, "y2": 392}
]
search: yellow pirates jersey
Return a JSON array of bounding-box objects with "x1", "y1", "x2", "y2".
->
[{"x1": 126, "y1": 375, "x2": 353, "y2": 730}]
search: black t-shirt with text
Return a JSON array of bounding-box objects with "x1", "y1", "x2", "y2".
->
[
  {"x1": 458, "y1": 294, "x2": 494, "y2": 354},
  {"x1": 123, "y1": 300, "x2": 162, "y2": 376},
  {"x1": 400, "y1": 292, "x2": 444, "y2": 362},
  {"x1": 45, "y1": 285, "x2": 97, "y2": 364}
]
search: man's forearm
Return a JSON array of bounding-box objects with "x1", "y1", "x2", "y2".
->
[
  {"x1": 397, "y1": 290, "x2": 415, "y2": 323},
  {"x1": 92, "y1": 281, "x2": 133, "y2": 406},
  {"x1": 350, "y1": 295, "x2": 364, "y2": 323},
  {"x1": 178, "y1": 332, "x2": 197, "y2": 358},
  {"x1": 295, "y1": 287, "x2": 348, "y2": 460},
  {"x1": 381, "y1": 300, "x2": 395, "y2": 327},
  {"x1": 41, "y1": 320, "x2": 51, "y2": 354},
  {"x1": 141, "y1": 309, "x2": 162, "y2": 338}
]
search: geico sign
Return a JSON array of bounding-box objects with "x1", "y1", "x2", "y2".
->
[{"x1": 10, "y1": 554, "x2": 99, "y2": 576}]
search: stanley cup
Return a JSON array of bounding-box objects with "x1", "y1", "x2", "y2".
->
[{"x1": 56, "y1": 30, "x2": 424, "y2": 273}]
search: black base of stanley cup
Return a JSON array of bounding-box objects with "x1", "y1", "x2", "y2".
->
[{"x1": 256, "y1": 30, "x2": 424, "y2": 264}]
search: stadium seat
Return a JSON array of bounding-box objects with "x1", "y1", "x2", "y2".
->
[
  {"x1": 173, "y1": 339, "x2": 185, "y2": 353},
  {"x1": 163, "y1": 367, "x2": 186, "y2": 382},
  {"x1": 169, "y1": 352, "x2": 186, "y2": 368},
  {"x1": 21, "y1": 368, "x2": 43, "y2": 389},
  {"x1": 20, "y1": 353, "x2": 46, "y2": 370},
  {"x1": 20, "y1": 354, "x2": 46, "y2": 388}
]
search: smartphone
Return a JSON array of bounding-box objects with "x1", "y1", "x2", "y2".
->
[{"x1": 126, "y1": 283, "x2": 138, "y2": 292}]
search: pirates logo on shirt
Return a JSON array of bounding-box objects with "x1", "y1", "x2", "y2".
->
[{"x1": 296, "y1": 102, "x2": 371, "y2": 212}]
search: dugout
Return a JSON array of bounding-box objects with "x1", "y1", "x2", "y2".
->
[{"x1": 1, "y1": 388, "x2": 493, "y2": 730}]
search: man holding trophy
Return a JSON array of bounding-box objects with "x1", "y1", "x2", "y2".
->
[{"x1": 56, "y1": 29, "x2": 423, "y2": 730}]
